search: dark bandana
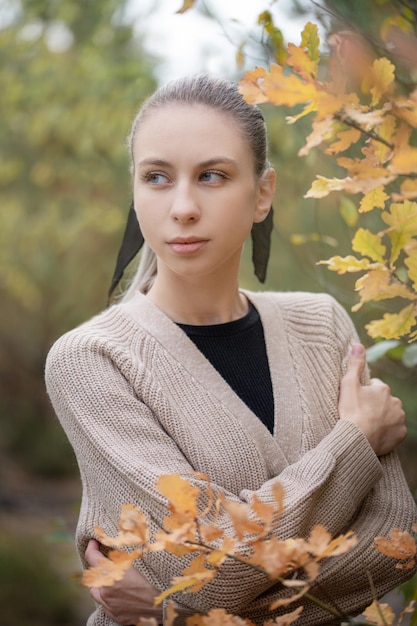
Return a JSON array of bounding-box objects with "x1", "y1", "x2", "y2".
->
[{"x1": 108, "y1": 200, "x2": 274, "y2": 304}]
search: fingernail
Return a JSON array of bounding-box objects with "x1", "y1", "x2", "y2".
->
[{"x1": 351, "y1": 344, "x2": 365, "y2": 356}]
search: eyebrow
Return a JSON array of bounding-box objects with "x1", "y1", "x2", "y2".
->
[{"x1": 136, "y1": 157, "x2": 237, "y2": 168}]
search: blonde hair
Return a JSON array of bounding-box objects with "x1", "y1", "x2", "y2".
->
[{"x1": 122, "y1": 74, "x2": 269, "y2": 300}]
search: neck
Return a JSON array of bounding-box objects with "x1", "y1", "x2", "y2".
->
[{"x1": 146, "y1": 272, "x2": 248, "y2": 325}]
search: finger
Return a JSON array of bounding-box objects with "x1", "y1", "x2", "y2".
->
[
  {"x1": 344, "y1": 343, "x2": 366, "y2": 383},
  {"x1": 85, "y1": 539, "x2": 106, "y2": 567},
  {"x1": 90, "y1": 586, "x2": 102, "y2": 603}
]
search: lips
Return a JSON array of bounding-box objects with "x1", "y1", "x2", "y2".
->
[{"x1": 168, "y1": 237, "x2": 208, "y2": 255}]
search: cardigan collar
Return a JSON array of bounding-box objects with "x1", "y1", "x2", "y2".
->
[{"x1": 119, "y1": 290, "x2": 303, "y2": 475}]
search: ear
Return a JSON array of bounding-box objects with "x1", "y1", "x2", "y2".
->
[{"x1": 253, "y1": 167, "x2": 276, "y2": 223}]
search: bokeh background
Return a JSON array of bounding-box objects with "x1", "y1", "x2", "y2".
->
[{"x1": 0, "y1": 1, "x2": 415, "y2": 624}]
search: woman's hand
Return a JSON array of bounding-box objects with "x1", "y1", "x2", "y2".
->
[
  {"x1": 338, "y1": 343, "x2": 407, "y2": 456},
  {"x1": 85, "y1": 539, "x2": 162, "y2": 625}
]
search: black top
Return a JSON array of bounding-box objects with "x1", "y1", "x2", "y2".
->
[{"x1": 177, "y1": 303, "x2": 275, "y2": 433}]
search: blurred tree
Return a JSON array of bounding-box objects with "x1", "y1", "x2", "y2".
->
[{"x1": 0, "y1": 0, "x2": 157, "y2": 476}]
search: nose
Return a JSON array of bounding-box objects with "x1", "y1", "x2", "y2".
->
[{"x1": 169, "y1": 181, "x2": 200, "y2": 223}]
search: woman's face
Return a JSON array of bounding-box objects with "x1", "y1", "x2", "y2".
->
[{"x1": 132, "y1": 104, "x2": 275, "y2": 284}]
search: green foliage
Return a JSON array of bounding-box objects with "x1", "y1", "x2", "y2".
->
[
  {"x1": 0, "y1": 536, "x2": 77, "y2": 625},
  {"x1": 0, "y1": 0, "x2": 157, "y2": 475}
]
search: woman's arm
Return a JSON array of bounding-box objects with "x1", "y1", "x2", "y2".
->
[{"x1": 45, "y1": 333, "x2": 416, "y2": 621}]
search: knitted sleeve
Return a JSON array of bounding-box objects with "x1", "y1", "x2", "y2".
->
[{"x1": 45, "y1": 303, "x2": 416, "y2": 625}]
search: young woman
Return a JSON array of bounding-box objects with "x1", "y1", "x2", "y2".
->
[{"x1": 45, "y1": 75, "x2": 416, "y2": 626}]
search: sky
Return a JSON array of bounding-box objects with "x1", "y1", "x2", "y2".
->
[{"x1": 126, "y1": 0, "x2": 322, "y2": 83}]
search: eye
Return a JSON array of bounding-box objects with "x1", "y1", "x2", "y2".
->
[
  {"x1": 142, "y1": 172, "x2": 170, "y2": 185},
  {"x1": 199, "y1": 170, "x2": 227, "y2": 184}
]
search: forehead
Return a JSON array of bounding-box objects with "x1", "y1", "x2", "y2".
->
[{"x1": 133, "y1": 104, "x2": 250, "y2": 158}]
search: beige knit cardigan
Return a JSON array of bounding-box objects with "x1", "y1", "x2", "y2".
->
[{"x1": 45, "y1": 290, "x2": 417, "y2": 626}]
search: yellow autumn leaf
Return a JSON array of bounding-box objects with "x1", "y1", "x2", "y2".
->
[
  {"x1": 405, "y1": 248, "x2": 417, "y2": 290},
  {"x1": 325, "y1": 127, "x2": 361, "y2": 156},
  {"x1": 287, "y1": 43, "x2": 318, "y2": 80},
  {"x1": 369, "y1": 58, "x2": 395, "y2": 106},
  {"x1": 359, "y1": 187, "x2": 389, "y2": 213},
  {"x1": 318, "y1": 255, "x2": 378, "y2": 274},
  {"x1": 157, "y1": 474, "x2": 200, "y2": 517},
  {"x1": 362, "y1": 601, "x2": 396, "y2": 626},
  {"x1": 301, "y1": 21, "x2": 320, "y2": 62},
  {"x1": 155, "y1": 577, "x2": 199, "y2": 605},
  {"x1": 365, "y1": 303, "x2": 417, "y2": 340},
  {"x1": 353, "y1": 267, "x2": 414, "y2": 310},
  {"x1": 305, "y1": 175, "x2": 346, "y2": 198},
  {"x1": 176, "y1": 0, "x2": 195, "y2": 14},
  {"x1": 381, "y1": 200, "x2": 417, "y2": 263},
  {"x1": 352, "y1": 228, "x2": 386, "y2": 263}
]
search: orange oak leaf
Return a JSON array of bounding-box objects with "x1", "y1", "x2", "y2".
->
[
  {"x1": 374, "y1": 528, "x2": 417, "y2": 569},
  {"x1": 250, "y1": 497, "x2": 275, "y2": 535},
  {"x1": 249, "y1": 536, "x2": 308, "y2": 578},
  {"x1": 306, "y1": 525, "x2": 358, "y2": 561},
  {"x1": 362, "y1": 601, "x2": 396, "y2": 626},
  {"x1": 82, "y1": 548, "x2": 141, "y2": 588},
  {"x1": 157, "y1": 474, "x2": 200, "y2": 517},
  {"x1": 287, "y1": 43, "x2": 318, "y2": 80},
  {"x1": 94, "y1": 504, "x2": 149, "y2": 547},
  {"x1": 156, "y1": 555, "x2": 216, "y2": 603},
  {"x1": 220, "y1": 496, "x2": 264, "y2": 540},
  {"x1": 238, "y1": 67, "x2": 270, "y2": 105},
  {"x1": 256, "y1": 63, "x2": 318, "y2": 108},
  {"x1": 325, "y1": 127, "x2": 361, "y2": 156}
]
